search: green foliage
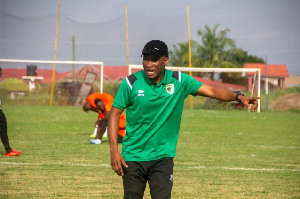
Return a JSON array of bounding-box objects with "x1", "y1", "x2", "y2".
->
[
  {"x1": 169, "y1": 24, "x2": 265, "y2": 79},
  {"x1": 270, "y1": 86, "x2": 300, "y2": 97},
  {"x1": 1, "y1": 106, "x2": 299, "y2": 198},
  {"x1": 219, "y1": 72, "x2": 247, "y2": 85},
  {"x1": 169, "y1": 40, "x2": 201, "y2": 67},
  {"x1": 197, "y1": 24, "x2": 236, "y2": 69},
  {"x1": 103, "y1": 82, "x2": 122, "y2": 97},
  {"x1": 1, "y1": 83, "x2": 60, "y2": 106},
  {"x1": 0, "y1": 78, "x2": 29, "y2": 91},
  {"x1": 232, "y1": 48, "x2": 265, "y2": 65}
]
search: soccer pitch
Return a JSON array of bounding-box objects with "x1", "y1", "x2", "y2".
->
[{"x1": 1, "y1": 105, "x2": 299, "y2": 198}]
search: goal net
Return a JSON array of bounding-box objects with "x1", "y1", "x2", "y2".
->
[
  {"x1": 0, "y1": 59, "x2": 103, "y2": 106},
  {"x1": 129, "y1": 65, "x2": 261, "y2": 112}
]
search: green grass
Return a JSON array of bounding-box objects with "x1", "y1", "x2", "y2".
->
[{"x1": 1, "y1": 105, "x2": 299, "y2": 198}]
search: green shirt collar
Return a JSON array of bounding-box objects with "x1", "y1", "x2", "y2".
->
[{"x1": 142, "y1": 69, "x2": 171, "y2": 86}]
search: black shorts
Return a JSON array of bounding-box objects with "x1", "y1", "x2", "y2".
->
[{"x1": 122, "y1": 157, "x2": 174, "y2": 199}]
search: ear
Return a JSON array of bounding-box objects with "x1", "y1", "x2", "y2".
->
[{"x1": 164, "y1": 57, "x2": 169, "y2": 66}]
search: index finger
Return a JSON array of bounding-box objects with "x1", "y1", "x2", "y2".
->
[{"x1": 247, "y1": 97, "x2": 260, "y2": 100}]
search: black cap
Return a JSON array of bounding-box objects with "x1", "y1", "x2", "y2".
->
[{"x1": 141, "y1": 40, "x2": 169, "y2": 59}]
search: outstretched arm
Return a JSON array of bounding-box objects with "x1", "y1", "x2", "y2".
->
[
  {"x1": 108, "y1": 106, "x2": 128, "y2": 176},
  {"x1": 196, "y1": 84, "x2": 260, "y2": 112}
]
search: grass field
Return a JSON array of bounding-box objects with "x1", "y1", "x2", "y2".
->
[{"x1": 0, "y1": 105, "x2": 299, "y2": 198}]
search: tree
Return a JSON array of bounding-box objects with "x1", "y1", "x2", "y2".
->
[
  {"x1": 218, "y1": 48, "x2": 265, "y2": 85},
  {"x1": 169, "y1": 24, "x2": 265, "y2": 83},
  {"x1": 169, "y1": 40, "x2": 201, "y2": 67},
  {"x1": 197, "y1": 24, "x2": 238, "y2": 79},
  {"x1": 232, "y1": 48, "x2": 265, "y2": 65}
]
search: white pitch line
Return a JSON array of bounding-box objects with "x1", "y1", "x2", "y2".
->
[
  {"x1": 0, "y1": 161, "x2": 110, "y2": 168},
  {"x1": 1, "y1": 162, "x2": 299, "y2": 172},
  {"x1": 176, "y1": 166, "x2": 300, "y2": 172},
  {"x1": 232, "y1": 145, "x2": 300, "y2": 149},
  {"x1": 220, "y1": 167, "x2": 300, "y2": 172}
]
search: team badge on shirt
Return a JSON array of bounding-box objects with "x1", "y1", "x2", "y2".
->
[{"x1": 166, "y1": 84, "x2": 174, "y2": 94}]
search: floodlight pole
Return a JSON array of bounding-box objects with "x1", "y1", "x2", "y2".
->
[
  {"x1": 187, "y1": 5, "x2": 193, "y2": 110},
  {"x1": 50, "y1": 0, "x2": 61, "y2": 106},
  {"x1": 125, "y1": 5, "x2": 130, "y2": 75}
]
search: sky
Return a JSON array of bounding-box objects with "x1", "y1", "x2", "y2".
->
[{"x1": 1, "y1": 0, "x2": 300, "y2": 76}]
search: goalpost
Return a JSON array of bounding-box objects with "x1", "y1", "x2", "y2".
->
[
  {"x1": 0, "y1": 59, "x2": 104, "y2": 105},
  {"x1": 129, "y1": 65, "x2": 261, "y2": 112}
]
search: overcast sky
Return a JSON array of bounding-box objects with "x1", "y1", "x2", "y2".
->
[{"x1": 1, "y1": 0, "x2": 300, "y2": 75}]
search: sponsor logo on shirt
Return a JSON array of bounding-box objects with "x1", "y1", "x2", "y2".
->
[{"x1": 138, "y1": 90, "x2": 144, "y2": 96}]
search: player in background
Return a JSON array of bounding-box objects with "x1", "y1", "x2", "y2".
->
[
  {"x1": 0, "y1": 66, "x2": 22, "y2": 156},
  {"x1": 108, "y1": 40, "x2": 259, "y2": 198},
  {"x1": 83, "y1": 92, "x2": 125, "y2": 144}
]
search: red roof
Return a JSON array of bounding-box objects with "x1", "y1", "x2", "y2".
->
[
  {"x1": 63, "y1": 65, "x2": 100, "y2": 81},
  {"x1": 98, "y1": 66, "x2": 140, "y2": 81},
  {"x1": 193, "y1": 76, "x2": 246, "y2": 91},
  {"x1": 103, "y1": 66, "x2": 128, "y2": 81},
  {"x1": 62, "y1": 65, "x2": 130, "y2": 82},
  {"x1": 244, "y1": 63, "x2": 289, "y2": 78}
]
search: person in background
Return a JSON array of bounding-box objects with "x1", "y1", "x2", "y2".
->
[
  {"x1": 108, "y1": 40, "x2": 259, "y2": 198},
  {"x1": 0, "y1": 66, "x2": 22, "y2": 157},
  {"x1": 83, "y1": 92, "x2": 125, "y2": 144}
]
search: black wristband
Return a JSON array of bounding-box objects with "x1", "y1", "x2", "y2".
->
[{"x1": 235, "y1": 92, "x2": 244, "y2": 103}]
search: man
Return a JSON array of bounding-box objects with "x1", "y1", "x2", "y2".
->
[
  {"x1": 108, "y1": 40, "x2": 259, "y2": 198},
  {"x1": 83, "y1": 92, "x2": 125, "y2": 144},
  {"x1": 0, "y1": 66, "x2": 22, "y2": 156}
]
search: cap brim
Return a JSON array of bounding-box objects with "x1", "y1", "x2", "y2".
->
[{"x1": 141, "y1": 49, "x2": 163, "y2": 59}]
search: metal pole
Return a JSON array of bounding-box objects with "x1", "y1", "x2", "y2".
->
[
  {"x1": 258, "y1": 69, "x2": 261, "y2": 113},
  {"x1": 266, "y1": 56, "x2": 268, "y2": 112},
  {"x1": 100, "y1": 63, "x2": 103, "y2": 93},
  {"x1": 72, "y1": 36, "x2": 75, "y2": 82}
]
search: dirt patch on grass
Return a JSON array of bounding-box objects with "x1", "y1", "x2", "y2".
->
[{"x1": 270, "y1": 93, "x2": 300, "y2": 111}]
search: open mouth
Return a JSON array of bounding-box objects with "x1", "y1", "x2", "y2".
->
[{"x1": 145, "y1": 69, "x2": 155, "y2": 76}]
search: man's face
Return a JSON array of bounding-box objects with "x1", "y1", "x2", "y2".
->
[
  {"x1": 143, "y1": 55, "x2": 169, "y2": 84},
  {"x1": 96, "y1": 101, "x2": 105, "y2": 114}
]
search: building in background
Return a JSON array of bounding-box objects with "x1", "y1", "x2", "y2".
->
[{"x1": 244, "y1": 63, "x2": 290, "y2": 91}]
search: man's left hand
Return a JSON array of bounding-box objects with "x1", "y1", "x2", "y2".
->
[{"x1": 240, "y1": 96, "x2": 260, "y2": 112}]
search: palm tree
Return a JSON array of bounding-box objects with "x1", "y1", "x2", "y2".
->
[
  {"x1": 169, "y1": 40, "x2": 201, "y2": 67},
  {"x1": 197, "y1": 24, "x2": 237, "y2": 79}
]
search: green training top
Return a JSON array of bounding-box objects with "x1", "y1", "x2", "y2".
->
[{"x1": 112, "y1": 69, "x2": 203, "y2": 161}]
